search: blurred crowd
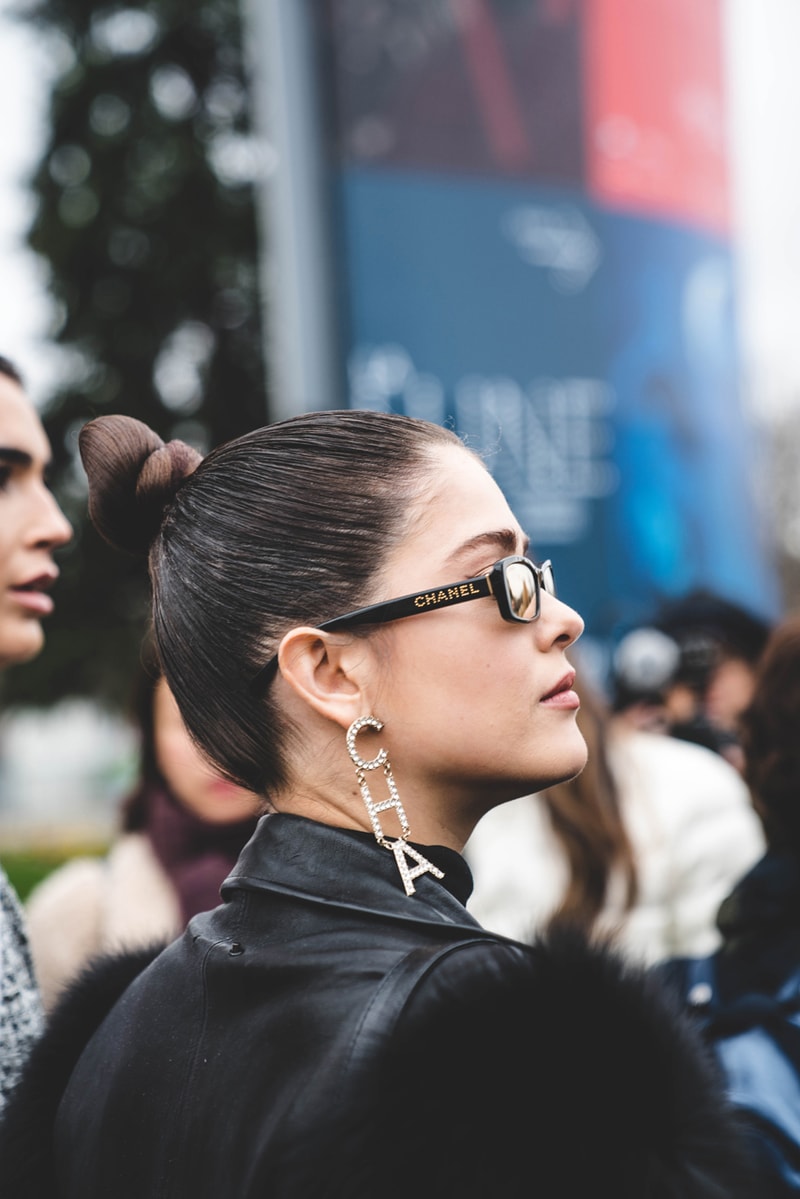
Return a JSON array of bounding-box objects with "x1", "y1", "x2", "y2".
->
[{"x1": 0, "y1": 355, "x2": 797, "y2": 1196}]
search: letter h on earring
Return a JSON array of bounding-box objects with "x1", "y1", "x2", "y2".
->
[{"x1": 346, "y1": 716, "x2": 444, "y2": 897}]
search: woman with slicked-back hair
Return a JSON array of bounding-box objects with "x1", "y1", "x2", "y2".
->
[{"x1": 1, "y1": 411, "x2": 755, "y2": 1197}]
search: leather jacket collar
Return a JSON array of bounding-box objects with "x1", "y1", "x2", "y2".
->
[{"x1": 222, "y1": 811, "x2": 481, "y2": 932}]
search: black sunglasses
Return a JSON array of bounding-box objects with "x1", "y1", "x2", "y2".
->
[{"x1": 250, "y1": 555, "x2": 555, "y2": 692}]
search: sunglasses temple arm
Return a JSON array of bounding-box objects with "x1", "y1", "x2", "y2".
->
[{"x1": 319, "y1": 577, "x2": 494, "y2": 632}]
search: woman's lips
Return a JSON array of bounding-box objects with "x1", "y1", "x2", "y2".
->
[
  {"x1": 541, "y1": 671, "x2": 580, "y2": 709},
  {"x1": 9, "y1": 576, "x2": 56, "y2": 616},
  {"x1": 209, "y1": 778, "x2": 247, "y2": 796},
  {"x1": 541, "y1": 687, "x2": 580, "y2": 710}
]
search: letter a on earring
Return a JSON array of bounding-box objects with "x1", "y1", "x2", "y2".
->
[{"x1": 346, "y1": 716, "x2": 444, "y2": 897}]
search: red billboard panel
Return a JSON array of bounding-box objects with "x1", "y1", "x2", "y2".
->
[{"x1": 583, "y1": 0, "x2": 731, "y2": 234}]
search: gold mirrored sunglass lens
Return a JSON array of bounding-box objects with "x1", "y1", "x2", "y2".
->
[{"x1": 506, "y1": 563, "x2": 538, "y2": 619}]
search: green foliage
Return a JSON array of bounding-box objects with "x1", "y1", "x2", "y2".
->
[
  {"x1": 4, "y1": 0, "x2": 270, "y2": 711},
  {"x1": 4, "y1": 841, "x2": 109, "y2": 902}
]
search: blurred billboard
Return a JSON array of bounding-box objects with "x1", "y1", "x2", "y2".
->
[{"x1": 251, "y1": 0, "x2": 782, "y2": 663}]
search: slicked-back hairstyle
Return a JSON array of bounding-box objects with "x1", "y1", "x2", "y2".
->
[
  {"x1": 0, "y1": 355, "x2": 24, "y2": 387},
  {"x1": 738, "y1": 614, "x2": 800, "y2": 853},
  {"x1": 78, "y1": 410, "x2": 465, "y2": 797}
]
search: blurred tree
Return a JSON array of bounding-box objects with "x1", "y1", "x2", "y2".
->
[
  {"x1": 2, "y1": 0, "x2": 269, "y2": 712},
  {"x1": 762, "y1": 407, "x2": 800, "y2": 616}
]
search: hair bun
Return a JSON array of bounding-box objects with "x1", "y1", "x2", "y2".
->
[{"x1": 78, "y1": 414, "x2": 202, "y2": 556}]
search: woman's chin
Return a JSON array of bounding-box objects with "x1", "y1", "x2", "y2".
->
[
  {"x1": 526, "y1": 739, "x2": 590, "y2": 795},
  {"x1": 0, "y1": 624, "x2": 45, "y2": 670},
  {"x1": 567, "y1": 736, "x2": 590, "y2": 778}
]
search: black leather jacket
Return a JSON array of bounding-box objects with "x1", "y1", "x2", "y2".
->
[{"x1": 6, "y1": 812, "x2": 756, "y2": 1198}]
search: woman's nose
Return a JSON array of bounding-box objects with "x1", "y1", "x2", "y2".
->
[
  {"x1": 540, "y1": 592, "x2": 584, "y2": 648},
  {"x1": 30, "y1": 486, "x2": 73, "y2": 549}
]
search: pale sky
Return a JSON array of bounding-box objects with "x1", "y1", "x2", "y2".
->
[
  {"x1": 0, "y1": 1, "x2": 64, "y2": 407},
  {"x1": 0, "y1": 0, "x2": 799, "y2": 418},
  {"x1": 725, "y1": 0, "x2": 800, "y2": 419}
]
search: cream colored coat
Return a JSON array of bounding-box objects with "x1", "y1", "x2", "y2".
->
[
  {"x1": 25, "y1": 833, "x2": 182, "y2": 1013},
  {"x1": 465, "y1": 728, "x2": 766, "y2": 964}
]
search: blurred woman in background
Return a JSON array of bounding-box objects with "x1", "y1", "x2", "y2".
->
[
  {"x1": 662, "y1": 613, "x2": 800, "y2": 1196},
  {"x1": 0, "y1": 354, "x2": 72, "y2": 1114},
  {"x1": 25, "y1": 640, "x2": 261, "y2": 1012}
]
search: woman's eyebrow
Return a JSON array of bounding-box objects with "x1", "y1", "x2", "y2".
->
[
  {"x1": 451, "y1": 528, "x2": 529, "y2": 563},
  {"x1": 0, "y1": 447, "x2": 34, "y2": 468}
]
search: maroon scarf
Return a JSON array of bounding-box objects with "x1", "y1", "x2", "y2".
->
[{"x1": 143, "y1": 783, "x2": 261, "y2": 926}]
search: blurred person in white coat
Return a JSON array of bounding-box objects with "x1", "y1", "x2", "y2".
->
[
  {"x1": 0, "y1": 356, "x2": 72, "y2": 1114},
  {"x1": 465, "y1": 655, "x2": 765, "y2": 964}
]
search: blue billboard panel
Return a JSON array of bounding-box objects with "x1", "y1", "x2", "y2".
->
[{"x1": 338, "y1": 167, "x2": 780, "y2": 652}]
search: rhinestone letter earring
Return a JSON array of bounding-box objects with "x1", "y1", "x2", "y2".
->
[{"x1": 346, "y1": 716, "x2": 444, "y2": 897}]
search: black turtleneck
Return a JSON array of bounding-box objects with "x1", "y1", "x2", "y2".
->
[{"x1": 335, "y1": 827, "x2": 474, "y2": 906}]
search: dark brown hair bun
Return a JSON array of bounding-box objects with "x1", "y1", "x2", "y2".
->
[{"x1": 78, "y1": 414, "x2": 202, "y2": 556}]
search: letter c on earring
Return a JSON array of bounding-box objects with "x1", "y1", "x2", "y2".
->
[{"x1": 346, "y1": 716, "x2": 388, "y2": 771}]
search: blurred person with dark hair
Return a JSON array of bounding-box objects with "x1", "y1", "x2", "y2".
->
[
  {"x1": 609, "y1": 624, "x2": 682, "y2": 732},
  {"x1": 653, "y1": 588, "x2": 773, "y2": 772},
  {"x1": 663, "y1": 613, "x2": 800, "y2": 1196},
  {"x1": 25, "y1": 640, "x2": 262, "y2": 1013},
  {"x1": 0, "y1": 355, "x2": 72, "y2": 1113},
  {"x1": 466, "y1": 663, "x2": 765, "y2": 963}
]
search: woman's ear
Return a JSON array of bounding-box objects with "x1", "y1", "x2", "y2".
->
[{"x1": 276, "y1": 627, "x2": 368, "y2": 729}]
